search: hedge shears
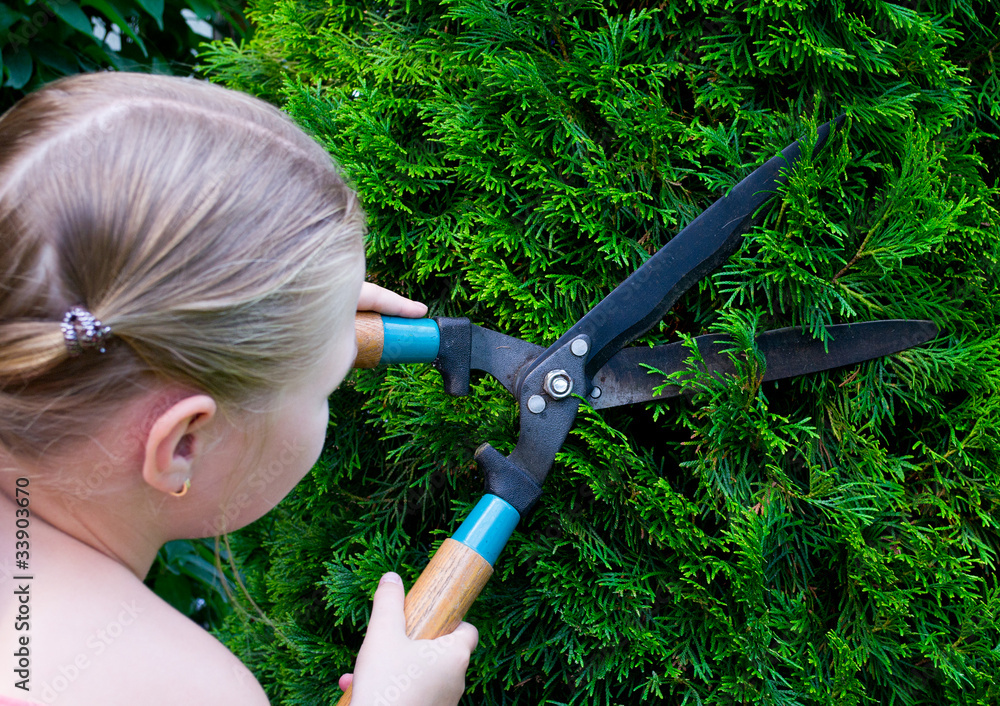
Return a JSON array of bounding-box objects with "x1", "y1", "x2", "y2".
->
[{"x1": 338, "y1": 118, "x2": 937, "y2": 704}]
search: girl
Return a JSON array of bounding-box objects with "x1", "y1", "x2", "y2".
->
[{"x1": 0, "y1": 71, "x2": 478, "y2": 705}]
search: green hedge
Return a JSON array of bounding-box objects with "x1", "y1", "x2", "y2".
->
[{"x1": 201, "y1": 2, "x2": 1000, "y2": 703}]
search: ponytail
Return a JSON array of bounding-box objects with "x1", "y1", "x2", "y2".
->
[
  {"x1": 0, "y1": 322, "x2": 65, "y2": 380},
  {"x1": 0, "y1": 72, "x2": 365, "y2": 460}
]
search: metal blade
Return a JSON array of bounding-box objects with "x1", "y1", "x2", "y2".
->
[
  {"x1": 471, "y1": 119, "x2": 847, "y2": 516},
  {"x1": 518, "y1": 117, "x2": 845, "y2": 393},
  {"x1": 470, "y1": 325, "x2": 543, "y2": 397},
  {"x1": 590, "y1": 320, "x2": 938, "y2": 409}
]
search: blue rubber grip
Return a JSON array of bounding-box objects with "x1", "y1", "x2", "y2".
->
[
  {"x1": 379, "y1": 316, "x2": 440, "y2": 364},
  {"x1": 451, "y1": 494, "x2": 521, "y2": 566}
]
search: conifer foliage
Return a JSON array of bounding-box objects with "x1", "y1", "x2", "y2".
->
[{"x1": 201, "y1": 1, "x2": 999, "y2": 703}]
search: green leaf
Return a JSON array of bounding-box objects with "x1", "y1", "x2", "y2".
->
[
  {"x1": 80, "y1": 0, "x2": 148, "y2": 57},
  {"x1": 133, "y1": 0, "x2": 164, "y2": 31},
  {"x1": 0, "y1": 5, "x2": 25, "y2": 31},
  {"x1": 185, "y1": 0, "x2": 215, "y2": 22},
  {"x1": 34, "y1": 44, "x2": 78, "y2": 75},
  {"x1": 2, "y1": 44, "x2": 33, "y2": 89},
  {"x1": 79, "y1": 37, "x2": 128, "y2": 69},
  {"x1": 151, "y1": 54, "x2": 173, "y2": 74},
  {"x1": 47, "y1": 0, "x2": 96, "y2": 38},
  {"x1": 153, "y1": 572, "x2": 194, "y2": 613}
]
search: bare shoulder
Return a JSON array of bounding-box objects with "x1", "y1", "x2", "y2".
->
[
  {"x1": 114, "y1": 593, "x2": 272, "y2": 706},
  {"x1": 0, "y1": 496, "x2": 271, "y2": 705},
  {"x1": 18, "y1": 575, "x2": 272, "y2": 706},
  {"x1": 33, "y1": 575, "x2": 271, "y2": 706}
]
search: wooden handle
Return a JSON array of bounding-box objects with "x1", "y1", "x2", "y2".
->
[
  {"x1": 335, "y1": 538, "x2": 494, "y2": 705},
  {"x1": 401, "y1": 537, "x2": 494, "y2": 638},
  {"x1": 354, "y1": 312, "x2": 384, "y2": 368}
]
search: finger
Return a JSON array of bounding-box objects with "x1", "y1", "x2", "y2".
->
[
  {"x1": 338, "y1": 673, "x2": 353, "y2": 691},
  {"x1": 357, "y1": 282, "x2": 427, "y2": 317},
  {"x1": 357, "y1": 283, "x2": 428, "y2": 318},
  {"x1": 448, "y1": 620, "x2": 480, "y2": 653},
  {"x1": 365, "y1": 572, "x2": 407, "y2": 638}
]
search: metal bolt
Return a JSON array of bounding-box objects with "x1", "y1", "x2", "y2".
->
[
  {"x1": 570, "y1": 337, "x2": 589, "y2": 357},
  {"x1": 590, "y1": 386, "x2": 602, "y2": 399},
  {"x1": 527, "y1": 395, "x2": 546, "y2": 413},
  {"x1": 543, "y1": 369, "x2": 573, "y2": 399}
]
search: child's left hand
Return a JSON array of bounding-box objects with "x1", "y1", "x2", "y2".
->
[
  {"x1": 337, "y1": 572, "x2": 478, "y2": 705},
  {"x1": 358, "y1": 282, "x2": 427, "y2": 318}
]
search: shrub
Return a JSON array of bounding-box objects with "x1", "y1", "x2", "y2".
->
[{"x1": 201, "y1": 2, "x2": 1000, "y2": 703}]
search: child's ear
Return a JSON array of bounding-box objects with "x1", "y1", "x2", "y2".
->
[{"x1": 141, "y1": 394, "x2": 217, "y2": 496}]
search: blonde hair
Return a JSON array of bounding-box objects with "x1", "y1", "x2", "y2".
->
[{"x1": 0, "y1": 71, "x2": 365, "y2": 460}]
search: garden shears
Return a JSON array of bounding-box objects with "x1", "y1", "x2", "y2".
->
[{"x1": 338, "y1": 118, "x2": 937, "y2": 704}]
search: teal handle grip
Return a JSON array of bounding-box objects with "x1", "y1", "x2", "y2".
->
[
  {"x1": 379, "y1": 316, "x2": 440, "y2": 364},
  {"x1": 451, "y1": 494, "x2": 520, "y2": 566}
]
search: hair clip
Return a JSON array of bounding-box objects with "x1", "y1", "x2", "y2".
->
[{"x1": 61, "y1": 306, "x2": 112, "y2": 357}]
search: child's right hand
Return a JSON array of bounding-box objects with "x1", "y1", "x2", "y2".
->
[
  {"x1": 339, "y1": 572, "x2": 479, "y2": 706},
  {"x1": 358, "y1": 282, "x2": 428, "y2": 318}
]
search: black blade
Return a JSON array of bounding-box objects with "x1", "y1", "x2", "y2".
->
[
  {"x1": 590, "y1": 320, "x2": 938, "y2": 409},
  {"x1": 519, "y1": 117, "x2": 844, "y2": 394},
  {"x1": 470, "y1": 325, "x2": 544, "y2": 396}
]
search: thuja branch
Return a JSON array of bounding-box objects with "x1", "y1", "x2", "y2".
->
[{"x1": 832, "y1": 204, "x2": 893, "y2": 282}]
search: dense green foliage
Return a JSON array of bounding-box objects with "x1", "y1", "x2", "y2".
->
[
  {"x1": 201, "y1": 1, "x2": 999, "y2": 703},
  {"x1": 0, "y1": 0, "x2": 249, "y2": 111}
]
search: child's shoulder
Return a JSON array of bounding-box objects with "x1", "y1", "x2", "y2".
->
[
  {"x1": 82, "y1": 582, "x2": 272, "y2": 706},
  {"x1": 56, "y1": 590, "x2": 271, "y2": 706},
  {"x1": 0, "y1": 495, "x2": 270, "y2": 705}
]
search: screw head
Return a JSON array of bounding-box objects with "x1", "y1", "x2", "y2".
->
[
  {"x1": 590, "y1": 386, "x2": 602, "y2": 399},
  {"x1": 543, "y1": 369, "x2": 574, "y2": 399},
  {"x1": 527, "y1": 395, "x2": 546, "y2": 413},
  {"x1": 570, "y1": 337, "x2": 589, "y2": 357}
]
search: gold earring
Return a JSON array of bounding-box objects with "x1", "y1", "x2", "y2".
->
[{"x1": 169, "y1": 478, "x2": 191, "y2": 497}]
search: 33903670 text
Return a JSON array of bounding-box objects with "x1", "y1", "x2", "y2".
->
[{"x1": 12, "y1": 476, "x2": 33, "y2": 693}]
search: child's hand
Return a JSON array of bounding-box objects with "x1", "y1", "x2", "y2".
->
[
  {"x1": 358, "y1": 283, "x2": 428, "y2": 318},
  {"x1": 339, "y1": 572, "x2": 479, "y2": 706}
]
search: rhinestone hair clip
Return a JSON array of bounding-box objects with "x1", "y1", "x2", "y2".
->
[{"x1": 61, "y1": 306, "x2": 112, "y2": 356}]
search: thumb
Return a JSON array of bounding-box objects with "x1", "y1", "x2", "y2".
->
[
  {"x1": 365, "y1": 572, "x2": 406, "y2": 638},
  {"x1": 448, "y1": 620, "x2": 480, "y2": 654}
]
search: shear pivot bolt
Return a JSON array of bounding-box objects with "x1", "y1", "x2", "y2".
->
[
  {"x1": 543, "y1": 369, "x2": 573, "y2": 399},
  {"x1": 527, "y1": 395, "x2": 546, "y2": 414},
  {"x1": 570, "y1": 337, "x2": 589, "y2": 357},
  {"x1": 590, "y1": 386, "x2": 602, "y2": 399}
]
